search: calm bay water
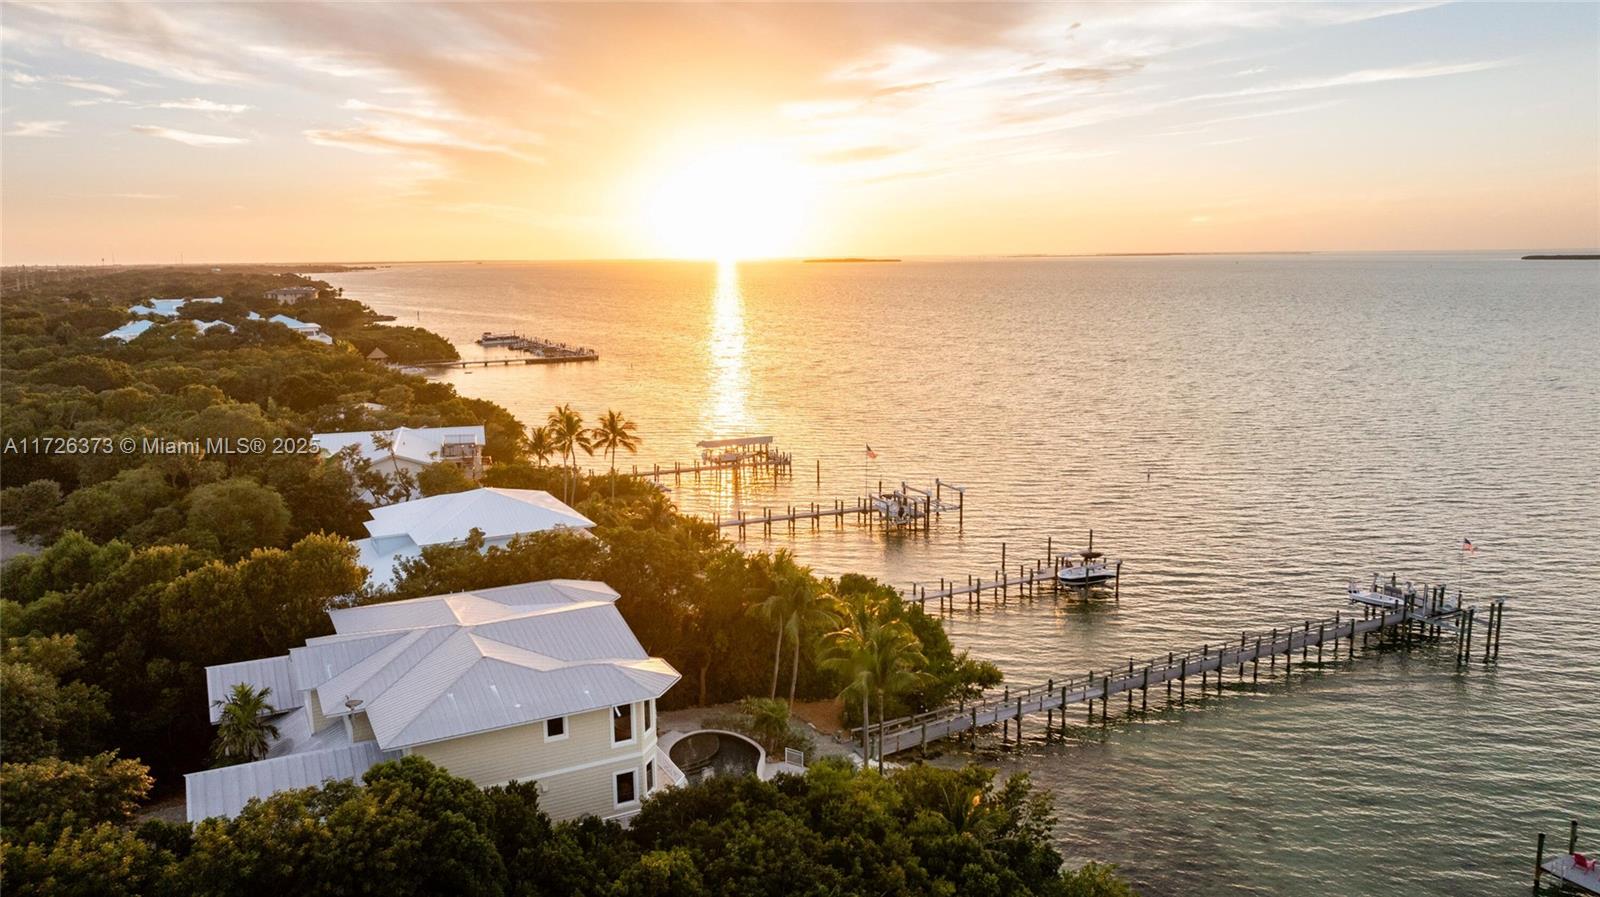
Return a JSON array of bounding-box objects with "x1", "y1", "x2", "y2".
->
[{"x1": 329, "y1": 254, "x2": 1600, "y2": 896}]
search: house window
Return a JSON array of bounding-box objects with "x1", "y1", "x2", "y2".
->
[
  {"x1": 613, "y1": 703, "x2": 633, "y2": 744},
  {"x1": 645, "y1": 760, "x2": 655, "y2": 792},
  {"x1": 545, "y1": 716, "x2": 566, "y2": 741},
  {"x1": 615, "y1": 769, "x2": 637, "y2": 805},
  {"x1": 643, "y1": 699, "x2": 653, "y2": 733}
]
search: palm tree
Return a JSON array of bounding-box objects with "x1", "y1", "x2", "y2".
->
[
  {"x1": 545, "y1": 404, "x2": 593, "y2": 504},
  {"x1": 526, "y1": 424, "x2": 556, "y2": 467},
  {"x1": 822, "y1": 615, "x2": 928, "y2": 772},
  {"x1": 210, "y1": 683, "x2": 280, "y2": 766},
  {"x1": 749, "y1": 549, "x2": 806, "y2": 700},
  {"x1": 786, "y1": 583, "x2": 840, "y2": 708},
  {"x1": 589, "y1": 410, "x2": 641, "y2": 499}
]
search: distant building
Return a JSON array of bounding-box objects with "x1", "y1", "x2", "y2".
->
[
  {"x1": 267, "y1": 314, "x2": 334, "y2": 345},
  {"x1": 101, "y1": 318, "x2": 234, "y2": 342},
  {"x1": 184, "y1": 579, "x2": 683, "y2": 823},
  {"x1": 265, "y1": 286, "x2": 319, "y2": 305},
  {"x1": 314, "y1": 425, "x2": 488, "y2": 498},
  {"x1": 128, "y1": 296, "x2": 223, "y2": 318},
  {"x1": 346, "y1": 487, "x2": 592, "y2": 586},
  {"x1": 366, "y1": 346, "x2": 389, "y2": 362}
]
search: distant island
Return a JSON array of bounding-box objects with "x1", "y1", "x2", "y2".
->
[
  {"x1": 1521, "y1": 254, "x2": 1599, "y2": 260},
  {"x1": 1008, "y1": 251, "x2": 1314, "y2": 258},
  {"x1": 803, "y1": 257, "x2": 901, "y2": 263}
]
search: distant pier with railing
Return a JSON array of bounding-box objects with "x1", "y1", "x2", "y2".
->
[{"x1": 472, "y1": 330, "x2": 598, "y2": 363}]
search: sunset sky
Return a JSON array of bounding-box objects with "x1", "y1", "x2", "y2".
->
[{"x1": 2, "y1": 1, "x2": 1596, "y2": 263}]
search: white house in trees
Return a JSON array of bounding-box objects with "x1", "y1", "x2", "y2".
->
[
  {"x1": 349, "y1": 487, "x2": 593, "y2": 586},
  {"x1": 313, "y1": 425, "x2": 488, "y2": 496},
  {"x1": 185, "y1": 580, "x2": 683, "y2": 823},
  {"x1": 267, "y1": 314, "x2": 334, "y2": 345}
]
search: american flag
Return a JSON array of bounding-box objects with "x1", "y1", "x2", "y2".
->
[
  {"x1": 865, "y1": 445, "x2": 877, "y2": 459},
  {"x1": 1462, "y1": 538, "x2": 1477, "y2": 553}
]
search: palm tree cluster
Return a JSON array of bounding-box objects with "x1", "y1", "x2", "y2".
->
[
  {"x1": 821, "y1": 591, "x2": 930, "y2": 772},
  {"x1": 750, "y1": 550, "x2": 839, "y2": 709},
  {"x1": 527, "y1": 405, "x2": 641, "y2": 503}
]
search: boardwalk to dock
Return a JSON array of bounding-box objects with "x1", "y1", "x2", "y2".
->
[
  {"x1": 869, "y1": 586, "x2": 1503, "y2": 757},
  {"x1": 411, "y1": 352, "x2": 598, "y2": 369}
]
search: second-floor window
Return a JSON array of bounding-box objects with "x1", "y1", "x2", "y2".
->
[
  {"x1": 613, "y1": 703, "x2": 633, "y2": 743},
  {"x1": 643, "y1": 699, "x2": 652, "y2": 733}
]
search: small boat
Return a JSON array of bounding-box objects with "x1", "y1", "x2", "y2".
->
[
  {"x1": 1346, "y1": 574, "x2": 1418, "y2": 609},
  {"x1": 476, "y1": 331, "x2": 521, "y2": 346},
  {"x1": 1057, "y1": 531, "x2": 1120, "y2": 586}
]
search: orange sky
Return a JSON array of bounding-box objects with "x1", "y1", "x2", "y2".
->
[{"x1": 2, "y1": 2, "x2": 1596, "y2": 263}]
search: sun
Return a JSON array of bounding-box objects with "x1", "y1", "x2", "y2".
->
[{"x1": 640, "y1": 143, "x2": 813, "y2": 261}]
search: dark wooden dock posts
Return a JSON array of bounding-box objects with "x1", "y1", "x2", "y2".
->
[
  {"x1": 871, "y1": 581, "x2": 1503, "y2": 758},
  {"x1": 1532, "y1": 819, "x2": 1596, "y2": 894}
]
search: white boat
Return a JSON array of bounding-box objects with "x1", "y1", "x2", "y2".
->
[
  {"x1": 476, "y1": 331, "x2": 522, "y2": 346},
  {"x1": 1056, "y1": 531, "x2": 1120, "y2": 586},
  {"x1": 1058, "y1": 554, "x2": 1117, "y2": 585},
  {"x1": 1346, "y1": 575, "x2": 1418, "y2": 609}
]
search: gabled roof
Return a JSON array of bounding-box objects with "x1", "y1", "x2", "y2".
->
[
  {"x1": 268, "y1": 313, "x2": 319, "y2": 331},
  {"x1": 361, "y1": 487, "x2": 593, "y2": 547},
  {"x1": 102, "y1": 319, "x2": 155, "y2": 341},
  {"x1": 275, "y1": 580, "x2": 677, "y2": 750},
  {"x1": 313, "y1": 425, "x2": 485, "y2": 467},
  {"x1": 101, "y1": 318, "x2": 234, "y2": 342}
]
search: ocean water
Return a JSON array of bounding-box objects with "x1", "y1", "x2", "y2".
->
[{"x1": 328, "y1": 254, "x2": 1600, "y2": 896}]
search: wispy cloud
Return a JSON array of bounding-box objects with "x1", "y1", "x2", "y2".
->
[
  {"x1": 6, "y1": 119, "x2": 66, "y2": 137},
  {"x1": 7, "y1": 70, "x2": 124, "y2": 96},
  {"x1": 131, "y1": 125, "x2": 248, "y2": 147},
  {"x1": 1200, "y1": 60, "x2": 1511, "y2": 100},
  {"x1": 153, "y1": 97, "x2": 252, "y2": 114}
]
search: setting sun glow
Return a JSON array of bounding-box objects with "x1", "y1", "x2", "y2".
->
[{"x1": 641, "y1": 144, "x2": 814, "y2": 261}]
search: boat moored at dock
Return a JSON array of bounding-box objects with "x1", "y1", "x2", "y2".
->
[{"x1": 1057, "y1": 531, "x2": 1120, "y2": 586}]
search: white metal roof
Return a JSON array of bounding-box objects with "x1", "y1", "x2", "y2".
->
[
  {"x1": 296, "y1": 580, "x2": 675, "y2": 750},
  {"x1": 312, "y1": 426, "x2": 485, "y2": 467},
  {"x1": 102, "y1": 318, "x2": 233, "y2": 342},
  {"x1": 362, "y1": 488, "x2": 593, "y2": 546},
  {"x1": 268, "y1": 314, "x2": 322, "y2": 333},
  {"x1": 205, "y1": 655, "x2": 301, "y2": 724},
  {"x1": 192, "y1": 579, "x2": 677, "y2": 819},
  {"x1": 102, "y1": 320, "x2": 155, "y2": 341},
  {"x1": 129, "y1": 298, "x2": 187, "y2": 317},
  {"x1": 184, "y1": 740, "x2": 397, "y2": 823}
]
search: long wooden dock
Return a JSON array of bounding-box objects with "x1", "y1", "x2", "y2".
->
[
  {"x1": 868, "y1": 585, "x2": 1504, "y2": 757},
  {"x1": 411, "y1": 353, "x2": 597, "y2": 369},
  {"x1": 708, "y1": 480, "x2": 968, "y2": 538},
  {"x1": 901, "y1": 536, "x2": 1121, "y2": 611}
]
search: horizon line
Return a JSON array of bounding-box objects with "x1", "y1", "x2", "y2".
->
[{"x1": 5, "y1": 246, "x2": 1599, "y2": 269}]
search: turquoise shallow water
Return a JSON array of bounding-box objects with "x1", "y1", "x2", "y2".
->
[{"x1": 329, "y1": 253, "x2": 1600, "y2": 896}]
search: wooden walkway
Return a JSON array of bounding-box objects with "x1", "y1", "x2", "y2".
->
[
  {"x1": 411, "y1": 353, "x2": 597, "y2": 369},
  {"x1": 714, "y1": 499, "x2": 874, "y2": 533},
  {"x1": 870, "y1": 586, "x2": 1504, "y2": 757},
  {"x1": 627, "y1": 455, "x2": 793, "y2": 481}
]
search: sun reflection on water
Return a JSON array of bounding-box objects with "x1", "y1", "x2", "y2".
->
[{"x1": 704, "y1": 259, "x2": 749, "y2": 435}]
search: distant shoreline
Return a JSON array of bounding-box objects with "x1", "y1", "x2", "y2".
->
[
  {"x1": 1521, "y1": 254, "x2": 1600, "y2": 260},
  {"x1": 802, "y1": 257, "x2": 901, "y2": 263},
  {"x1": 1007, "y1": 251, "x2": 1315, "y2": 259}
]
